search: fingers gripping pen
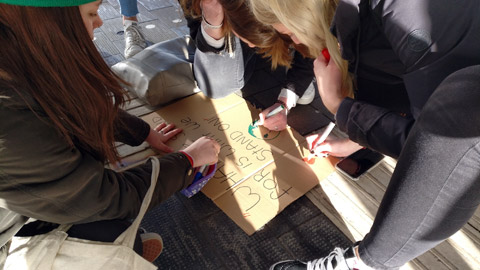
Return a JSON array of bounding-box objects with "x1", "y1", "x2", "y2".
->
[
  {"x1": 253, "y1": 104, "x2": 285, "y2": 127},
  {"x1": 307, "y1": 122, "x2": 335, "y2": 160}
]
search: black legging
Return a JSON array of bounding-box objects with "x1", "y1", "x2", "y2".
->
[{"x1": 358, "y1": 65, "x2": 480, "y2": 269}]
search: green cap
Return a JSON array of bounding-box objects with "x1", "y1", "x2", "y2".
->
[{"x1": 0, "y1": 0, "x2": 96, "y2": 7}]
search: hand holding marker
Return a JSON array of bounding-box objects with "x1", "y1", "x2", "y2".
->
[
  {"x1": 307, "y1": 122, "x2": 336, "y2": 161},
  {"x1": 306, "y1": 48, "x2": 332, "y2": 161},
  {"x1": 253, "y1": 104, "x2": 286, "y2": 127}
]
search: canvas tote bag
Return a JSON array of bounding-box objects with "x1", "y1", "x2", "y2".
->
[{"x1": 4, "y1": 157, "x2": 160, "y2": 270}]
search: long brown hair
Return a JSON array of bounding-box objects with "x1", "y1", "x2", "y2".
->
[
  {"x1": 0, "y1": 4, "x2": 126, "y2": 162},
  {"x1": 180, "y1": 0, "x2": 308, "y2": 68}
]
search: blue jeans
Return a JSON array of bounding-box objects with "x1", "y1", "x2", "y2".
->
[
  {"x1": 119, "y1": 0, "x2": 138, "y2": 17},
  {"x1": 359, "y1": 65, "x2": 480, "y2": 269}
]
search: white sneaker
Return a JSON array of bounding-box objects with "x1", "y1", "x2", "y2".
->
[
  {"x1": 270, "y1": 246, "x2": 372, "y2": 270},
  {"x1": 124, "y1": 20, "x2": 147, "y2": 59},
  {"x1": 297, "y1": 81, "x2": 315, "y2": 105}
]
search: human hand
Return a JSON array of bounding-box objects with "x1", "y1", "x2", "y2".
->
[
  {"x1": 182, "y1": 136, "x2": 220, "y2": 167},
  {"x1": 257, "y1": 103, "x2": 288, "y2": 131},
  {"x1": 306, "y1": 136, "x2": 362, "y2": 158},
  {"x1": 145, "y1": 123, "x2": 183, "y2": 153},
  {"x1": 314, "y1": 53, "x2": 344, "y2": 114}
]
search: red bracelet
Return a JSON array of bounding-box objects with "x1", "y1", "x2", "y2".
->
[{"x1": 179, "y1": 151, "x2": 194, "y2": 167}]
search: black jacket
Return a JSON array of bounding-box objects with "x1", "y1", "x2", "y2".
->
[{"x1": 334, "y1": 0, "x2": 480, "y2": 158}]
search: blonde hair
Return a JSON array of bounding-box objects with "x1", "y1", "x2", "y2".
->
[{"x1": 249, "y1": 0, "x2": 353, "y2": 97}]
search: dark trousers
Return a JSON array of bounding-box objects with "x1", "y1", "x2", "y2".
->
[{"x1": 358, "y1": 65, "x2": 480, "y2": 269}]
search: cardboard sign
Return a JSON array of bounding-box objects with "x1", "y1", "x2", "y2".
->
[{"x1": 139, "y1": 93, "x2": 338, "y2": 235}]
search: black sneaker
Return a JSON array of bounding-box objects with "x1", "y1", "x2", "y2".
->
[{"x1": 270, "y1": 246, "x2": 361, "y2": 270}]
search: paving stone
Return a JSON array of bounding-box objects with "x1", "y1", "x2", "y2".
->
[
  {"x1": 171, "y1": 25, "x2": 191, "y2": 37},
  {"x1": 138, "y1": 0, "x2": 174, "y2": 11},
  {"x1": 150, "y1": 6, "x2": 188, "y2": 29},
  {"x1": 93, "y1": 31, "x2": 122, "y2": 58},
  {"x1": 103, "y1": 54, "x2": 124, "y2": 67},
  {"x1": 135, "y1": 3, "x2": 158, "y2": 22},
  {"x1": 105, "y1": 0, "x2": 119, "y2": 8},
  {"x1": 97, "y1": 17, "x2": 124, "y2": 42},
  {"x1": 139, "y1": 20, "x2": 179, "y2": 43},
  {"x1": 98, "y1": 2, "x2": 121, "y2": 20}
]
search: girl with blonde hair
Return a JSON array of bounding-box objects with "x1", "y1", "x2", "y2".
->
[{"x1": 250, "y1": 0, "x2": 480, "y2": 269}]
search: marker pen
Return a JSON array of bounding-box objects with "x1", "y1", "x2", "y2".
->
[
  {"x1": 307, "y1": 122, "x2": 335, "y2": 160},
  {"x1": 322, "y1": 48, "x2": 331, "y2": 62},
  {"x1": 193, "y1": 164, "x2": 207, "y2": 182}
]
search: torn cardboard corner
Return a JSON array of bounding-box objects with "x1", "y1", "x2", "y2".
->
[{"x1": 140, "y1": 92, "x2": 339, "y2": 235}]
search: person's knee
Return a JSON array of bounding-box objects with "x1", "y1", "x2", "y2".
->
[
  {"x1": 419, "y1": 65, "x2": 480, "y2": 136},
  {"x1": 430, "y1": 65, "x2": 480, "y2": 105}
]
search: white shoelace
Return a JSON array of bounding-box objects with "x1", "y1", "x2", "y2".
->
[{"x1": 307, "y1": 247, "x2": 350, "y2": 270}]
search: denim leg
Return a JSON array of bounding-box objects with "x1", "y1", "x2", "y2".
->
[
  {"x1": 358, "y1": 65, "x2": 480, "y2": 269},
  {"x1": 118, "y1": 0, "x2": 139, "y2": 17}
]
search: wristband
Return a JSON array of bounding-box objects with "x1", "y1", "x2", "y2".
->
[
  {"x1": 202, "y1": 13, "x2": 223, "y2": 30},
  {"x1": 179, "y1": 150, "x2": 194, "y2": 167}
]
